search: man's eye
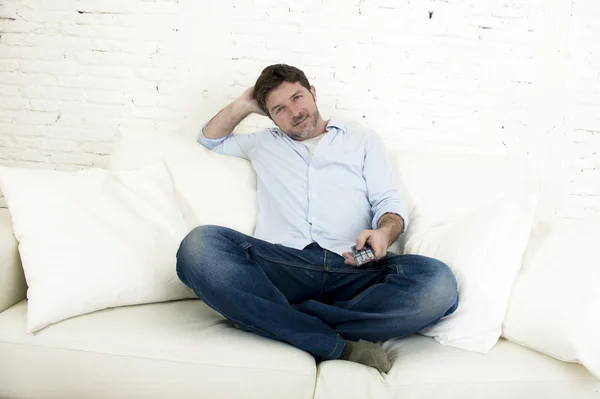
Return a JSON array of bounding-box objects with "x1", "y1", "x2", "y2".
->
[{"x1": 294, "y1": 95, "x2": 302, "y2": 100}]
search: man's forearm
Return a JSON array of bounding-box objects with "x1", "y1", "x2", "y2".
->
[
  {"x1": 376, "y1": 213, "x2": 405, "y2": 246},
  {"x1": 203, "y1": 100, "x2": 254, "y2": 139}
]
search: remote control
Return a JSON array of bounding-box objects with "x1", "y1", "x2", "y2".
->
[{"x1": 351, "y1": 244, "x2": 377, "y2": 267}]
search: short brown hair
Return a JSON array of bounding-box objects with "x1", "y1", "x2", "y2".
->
[{"x1": 254, "y1": 64, "x2": 311, "y2": 116}]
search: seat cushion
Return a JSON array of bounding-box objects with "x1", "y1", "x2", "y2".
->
[
  {"x1": 314, "y1": 335, "x2": 600, "y2": 399},
  {"x1": 0, "y1": 299, "x2": 316, "y2": 399},
  {"x1": 0, "y1": 208, "x2": 26, "y2": 312}
]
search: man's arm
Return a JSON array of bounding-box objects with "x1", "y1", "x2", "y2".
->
[
  {"x1": 376, "y1": 213, "x2": 405, "y2": 247},
  {"x1": 203, "y1": 86, "x2": 266, "y2": 139},
  {"x1": 363, "y1": 130, "x2": 410, "y2": 235}
]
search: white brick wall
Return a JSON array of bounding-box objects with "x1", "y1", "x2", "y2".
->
[{"x1": 0, "y1": 0, "x2": 598, "y2": 219}]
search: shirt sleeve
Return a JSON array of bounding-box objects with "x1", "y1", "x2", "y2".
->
[
  {"x1": 363, "y1": 130, "x2": 409, "y2": 234},
  {"x1": 197, "y1": 123, "x2": 261, "y2": 160}
]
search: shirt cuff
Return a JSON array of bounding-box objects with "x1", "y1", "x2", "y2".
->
[
  {"x1": 197, "y1": 122, "x2": 230, "y2": 150},
  {"x1": 372, "y1": 204, "x2": 409, "y2": 234}
]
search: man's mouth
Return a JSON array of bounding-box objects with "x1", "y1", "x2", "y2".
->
[{"x1": 293, "y1": 116, "x2": 308, "y2": 126}]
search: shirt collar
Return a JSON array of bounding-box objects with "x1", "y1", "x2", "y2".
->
[{"x1": 326, "y1": 118, "x2": 346, "y2": 132}]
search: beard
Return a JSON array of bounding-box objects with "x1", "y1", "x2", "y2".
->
[{"x1": 282, "y1": 108, "x2": 320, "y2": 141}]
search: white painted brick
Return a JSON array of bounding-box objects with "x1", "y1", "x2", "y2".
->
[
  {"x1": 1, "y1": 0, "x2": 599, "y2": 221},
  {"x1": 22, "y1": 86, "x2": 86, "y2": 101},
  {"x1": 0, "y1": 96, "x2": 30, "y2": 110},
  {"x1": 19, "y1": 34, "x2": 95, "y2": 51},
  {"x1": 0, "y1": 59, "x2": 19, "y2": 72},
  {"x1": 66, "y1": 103, "x2": 129, "y2": 118},
  {"x1": 86, "y1": 90, "x2": 126, "y2": 105},
  {"x1": 0, "y1": 19, "x2": 37, "y2": 35},
  {"x1": 49, "y1": 152, "x2": 98, "y2": 166},
  {"x1": 75, "y1": 1, "x2": 140, "y2": 14},
  {"x1": 41, "y1": 138, "x2": 81, "y2": 153},
  {"x1": 30, "y1": 99, "x2": 60, "y2": 112},
  {"x1": 1, "y1": 46, "x2": 65, "y2": 61},
  {"x1": 81, "y1": 115, "x2": 124, "y2": 129},
  {"x1": 568, "y1": 181, "x2": 600, "y2": 195},
  {"x1": 130, "y1": 106, "x2": 178, "y2": 120},
  {"x1": 62, "y1": 24, "x2": 175, "y2": 41},
  {"x1": 559, "y1": 207, "x2": 598, "y2": 218},
  {"x1": 232, "y1": 7, "x2": 267, "y2": 22},
  {"x1": 0, "y1": 72, "x2": 57, "y2": 86},
  {"x1": 9, "y1": 9, "x2": 74, "y2": 24},
  {"x1": 0, "y1": 85, "x2": 21, "y2": 96},
  {"x1": 77, "y1": 13, "x2": 180, "y2": 28},
  {"x1": 57, "y1": 75, "x2": 147, "y2": 92},
  {"x1": 134, "y1": 67, "x2": 177, "y2": 82},
  {"x1": 4, "y1": 110, "x2": 59, "y2": 126},
  {"x1": 81, "y1": 141, "x2": 114, "y2": 155},
  {"x1": 406, "y1": 74, "x2": 480, "y2": 92},
  {"x1": 0, "y1": 122, "x2": 47, "y2": 136},
  {"x1": 90, "y1": 39, "x2": 160, "y2": 55},
  {"x1": 491, "y1": 4, "x2": 529, "y2": 19},
  {"x1": 232, "y1": 21, "x2": 297, "y2": 36},
  {"x1": 75, "y1": 51, "x2": 149, "y2": 67},
  {"x1": 19, "y1": 60, "x2": 79, "y2": 76},
  {"x1": 12, "y1": 135, "x2": 46, "y2": 149},
  {"x1": 139, "y1": 2, "x2": 180, "y2": 15},
  {"x1": 46, "y1": 125, "x2": 114, "y2": 141}
]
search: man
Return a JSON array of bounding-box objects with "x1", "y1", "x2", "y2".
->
[{"x1": 176, "y1": 64, "x2": 458, "y2": 373}]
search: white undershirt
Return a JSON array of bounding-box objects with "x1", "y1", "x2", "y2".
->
[{"x1": 301, "y1": 133, "x2": 326, "y2": 154}]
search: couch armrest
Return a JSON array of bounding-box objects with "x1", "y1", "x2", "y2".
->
[{"x1": 0, "y1": 208, "x2": 26, "y2": 312}]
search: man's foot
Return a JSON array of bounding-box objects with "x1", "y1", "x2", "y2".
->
[{"x1": 338, "y1": 339, "x2": 391, "y2": 373}]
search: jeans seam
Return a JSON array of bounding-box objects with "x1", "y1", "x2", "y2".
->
[
  {"x1": 343, "y1": 283, "x2": 379, "y2": 310},
  {"x1": 328, "y1": 268, "x2": 382, "y2": 274},
  {"x1": 326, "y1": 335, "x2": 344, "y2": 359},
  {"x1": 254, "y1": 253, "x2": 323, "y2": 271}
]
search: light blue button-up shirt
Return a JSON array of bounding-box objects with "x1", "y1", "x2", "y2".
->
[{"x1": 197, "y1": 119, "x2": 409, "y2": 256}]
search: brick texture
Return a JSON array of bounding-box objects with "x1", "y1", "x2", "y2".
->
[{"x1": 0, "y1": 0, "x2": 598, "y2": 218}]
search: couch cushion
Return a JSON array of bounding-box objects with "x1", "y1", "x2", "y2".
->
[
  {"x1": 314, "y1": 334, "x2": 600, "y2": 399},
  {"x1": 386, "y1": 152, "x2": 540, "y2": 254},
  {"x1": 0, "y1": 208, "x2": 26, "y2": 312},
  {"x1": 388, "y1": 152, "x2": 537, "y2": 219},
  {"x1": 503, "y1": 217, "x2": 600, "y2": 379},
  {"x1": 0, "y1": 300, "x2": 316, "y2": 399},
  {"x1": 0, "y1": 162, "x2": 194, "y2": 333},
  {"x1": 107, "y1": 131, "x2": 258, "y2": 236}
]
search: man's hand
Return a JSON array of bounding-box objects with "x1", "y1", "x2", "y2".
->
[
  {"x1": 342, "y1": 214, "x2": 404, "y2": 266},
  {"x1": 237, "y1": 86, "x2": 267, "y2": 116},
  {"x1": 342, "y1": 229, "x2": 389, "y2": 266}
]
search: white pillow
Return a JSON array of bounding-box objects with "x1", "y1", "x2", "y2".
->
[
  {"x1": 404, "y1": 190, "x2": 538, "y2": 353},
  {"x1": 387, "y1": 152, "x2": 539, "y2": 255},
  {"x1": 502, "y1": 218, "x2": 600, "y2": 378},
  {"x1": 107, "y1": 131, "x2": 258, "y2": 236},
  {"x1": 0, "y1": 162, "x2": 194, "y2": 333}
]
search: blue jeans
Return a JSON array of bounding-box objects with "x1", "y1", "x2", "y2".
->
[{"x1": 176, "y1": 225, "x2": 458, "y2": 361}]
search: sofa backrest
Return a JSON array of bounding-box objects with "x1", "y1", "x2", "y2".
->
[{"x1": 109, "y1": 131, "x2": 539, "y2": 243}]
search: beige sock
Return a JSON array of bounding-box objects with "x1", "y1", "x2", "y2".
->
[{"x1": 339, "y1": 339, "x2": 391, "y2": 373}]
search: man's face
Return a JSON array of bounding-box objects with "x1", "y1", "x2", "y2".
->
[{"x1": 265, "y1": 81, "x2": 320, "y2": 141}]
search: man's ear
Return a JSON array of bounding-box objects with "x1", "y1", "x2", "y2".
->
[{"x1": 310, "y1": 85, "x2": 317, "y2": 101}]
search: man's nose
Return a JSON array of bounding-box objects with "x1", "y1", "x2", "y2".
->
[{"x1": 289, "y1": 103, "x2": 302, "y2": 118}]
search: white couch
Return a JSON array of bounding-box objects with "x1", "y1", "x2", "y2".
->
[{"x1": 1, "y1": 133, "x2": 599, "y2": 399}]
